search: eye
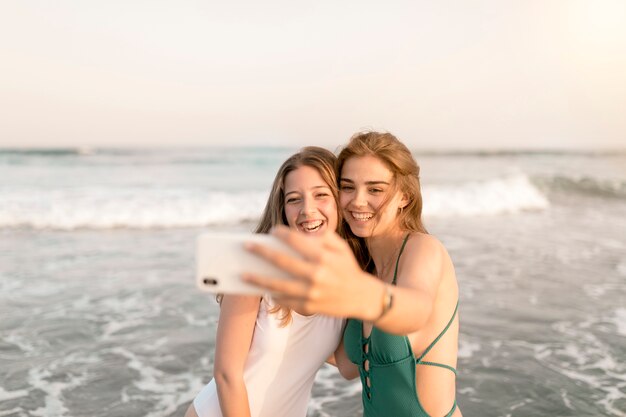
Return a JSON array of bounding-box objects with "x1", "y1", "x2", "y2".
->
[
  {"x1": 340, "y1": 185, "x2": 354, "y2": 192},
  {"x1": 315, "y1": 192, "x2": 330, "y2": 199},
  {"x1": 286, "y1": 197, "x2": 301, "y2": 204},
  {"x1": 369, "y1": 188, "x2": 384, "y2": 194}
]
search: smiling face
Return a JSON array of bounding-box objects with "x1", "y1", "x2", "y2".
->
[
  {"x1": 283, "y1": 165, "x2": 338, "y2": 235},
  {"x1": 339, "y1": 155, "x2": 407, "y2": 238}
]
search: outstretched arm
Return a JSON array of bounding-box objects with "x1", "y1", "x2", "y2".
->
[{"x1": 243, "y1": 226, "x2": 443, "y2": 335}]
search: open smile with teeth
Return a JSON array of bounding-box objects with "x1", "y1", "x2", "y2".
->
[
  {"x1": 299, "y1": 219, "x2": 325, "y2": 232},
  {"x1": 351, "y1": 212, "x2": 374, "y2": 222}
]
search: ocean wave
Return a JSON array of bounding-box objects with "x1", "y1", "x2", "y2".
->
[
  {"x1": 0, "y1": 175, "x2": 549, "y2": 230},
  {"x1": 423, "y1": 174, "x2": 549, "y2": 217},
  {"x1": 540, "y1": 175, "x2": 626, "y2": 199},
  {"x1": 0, "y1": 189, "x2": 269, "y2": 230}
]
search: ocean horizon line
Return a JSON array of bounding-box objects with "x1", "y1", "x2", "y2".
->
[{"x1": 1, "y1": 146, "x2": 625, "y2": 157}]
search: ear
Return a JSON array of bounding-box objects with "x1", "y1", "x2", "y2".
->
[{"x1": 399, "y1": 192, "x2": 410, "y2": 209}]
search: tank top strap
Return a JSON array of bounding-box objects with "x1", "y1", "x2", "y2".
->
[
  {"x1": 391, "y1": 234, "x2": 410, "y2": 285},
  {"x1": 415, "y1": 300, "x2": 459, "y2": 364}
]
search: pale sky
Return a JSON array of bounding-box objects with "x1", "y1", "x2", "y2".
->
[{"x1": 1, "y1": 0, "x2": 625, "y2": 149}]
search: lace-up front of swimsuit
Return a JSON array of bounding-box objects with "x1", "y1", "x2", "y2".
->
[{"x1": 343, "y1": 235, "x2": 459, "y2": 417}]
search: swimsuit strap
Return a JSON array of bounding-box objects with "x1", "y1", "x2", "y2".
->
[
  {"x1": 391, "y1": 233, "x2": 460, "y2": 376},
  {"x1": 391, "y1": 234, "x2": 410, "y2": 285},
  {"x1": 444, "y1": 400, "x2": 458, "y2": 417},
  {"x1": 416, "y1": 300, "x2": 459, "y2": 366}
]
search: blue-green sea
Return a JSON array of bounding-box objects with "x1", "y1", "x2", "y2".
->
[{"x1": 1, "y1": 147, "x2": 625, "y2": 416}]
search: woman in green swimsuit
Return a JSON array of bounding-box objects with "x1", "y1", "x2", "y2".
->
[{"x1": 245, "y1": 131, "x2": 462, "y2": 417}]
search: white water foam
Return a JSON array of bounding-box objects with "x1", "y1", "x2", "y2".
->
[
  {"x1": 0, "y1": 386, "x2": 29, "y2": 401},
  {"x1": 0, "y1": 175, "x2": 549, "y2": 230},
  {"x1": 609, "y1": 308, "x2": 626, "y2": 337},
  {"x1": 423, "y1": 174, "x2": 549, "y2": 218},
  {"x1": 543, "y1": 317, "x2": 626, "y2": 416},
  {"x1": 0, "y1": 188, "x2": 268, "y2": 230},
  {"x1": 28, "y1": 363, "x2": 89, "y2": 417},
  {"x1": 111, "y1": 346, "x2": 206, "y2": 417},
  {"x1": 458, "y1": 339, "x2": 481, "y2": 359}
]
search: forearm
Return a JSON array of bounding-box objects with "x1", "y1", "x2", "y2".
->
[
  {"x1": 355, "y1": 274, "x2": 433, "y2": 335},
  {"x1": 327, "y1": 342, "x2": 359, "y2": 380},
  {"x1": 334, "y1": 352, "x2": 359, "y2": 380},
  {"x1": 215, "y1": 373, "x2": 252, "y2": 417}
]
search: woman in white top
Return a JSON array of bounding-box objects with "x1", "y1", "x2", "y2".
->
[{"x1": 184, "y1": 147, "x2": 351, "y2": 417}]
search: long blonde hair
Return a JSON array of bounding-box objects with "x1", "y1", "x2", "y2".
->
[
  {"x1": 218, "y1": 146, "x2": 341, "y2": 326},
  {"x1": 337, "y1": 131, "x2": 428, "y2": 272}
]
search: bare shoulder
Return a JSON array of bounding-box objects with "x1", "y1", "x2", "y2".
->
[
  {"x1": 405, "y1": 233, "x2": 448, "y2": 262},
  {"x1": 408, "y1": 232, "x2": 444, "y2": 248},
  {"x1": 395, "y1": 233, "x2": 448, "y2": 289}
]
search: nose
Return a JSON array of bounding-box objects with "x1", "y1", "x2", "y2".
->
[
  {"x1": 300, "y1": 196, "x2": 317, "y2": 216},
  {"x1": 352, "y1": 188, "x2": 368, "y2": 208}
]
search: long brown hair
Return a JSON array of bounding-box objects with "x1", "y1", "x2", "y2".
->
[
  {"x1": 337, "y1": 131, "x2": 428, "y2": 271},
  {"x1": 218, "y1": 146, "x2": 341, "y2": 326},
  {"x1": 254, "y1": 146, "x2": 341, "y2": 235}
]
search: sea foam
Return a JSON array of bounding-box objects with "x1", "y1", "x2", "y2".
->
[
  {"x1": 0, "y1": 175, "x2": 549, "y2": 230},
  {"x1": 423, "y1": 174, "x2": 549, "y2": 217}
]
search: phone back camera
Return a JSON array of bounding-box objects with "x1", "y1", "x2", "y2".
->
[{"x1": 203, "y1": 277, "x2": 218, "y2": 286}]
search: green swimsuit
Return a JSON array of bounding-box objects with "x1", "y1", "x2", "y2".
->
[{"x1": 343, "y1": 235, "x2": 459, "y2": 417}]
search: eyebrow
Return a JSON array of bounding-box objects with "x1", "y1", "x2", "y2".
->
[
  {"x1": 339, "y1": 178, "x2": 390, "y2": 186},
  {"x1": 284, "y1": 185, "x2": 330, "y2": 196}
]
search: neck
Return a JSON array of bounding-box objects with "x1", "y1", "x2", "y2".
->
[{"x1": 365, "y1": 228, "x2": 406, "y2": 279}]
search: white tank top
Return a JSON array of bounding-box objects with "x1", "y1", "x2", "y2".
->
[{"x1": 193, "y1": 295, "x2": 344, "y2": 417}]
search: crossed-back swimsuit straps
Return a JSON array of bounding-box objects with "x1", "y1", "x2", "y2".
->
[{"x1": 343, "y1": 234, "x2": 459, "y2": 417}]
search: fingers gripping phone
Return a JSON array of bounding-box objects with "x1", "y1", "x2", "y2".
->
[{"x1": 196, "y1": 232, "x2": 301, "y2": 295}]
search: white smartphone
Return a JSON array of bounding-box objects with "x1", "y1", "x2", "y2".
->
[{"x1": 196, "y1": 232, "x2": 301, "y2": 295}]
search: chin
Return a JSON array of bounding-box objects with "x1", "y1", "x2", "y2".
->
[{"x1": 347, "y1": 224, "x2": 371, "y2": 238}]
